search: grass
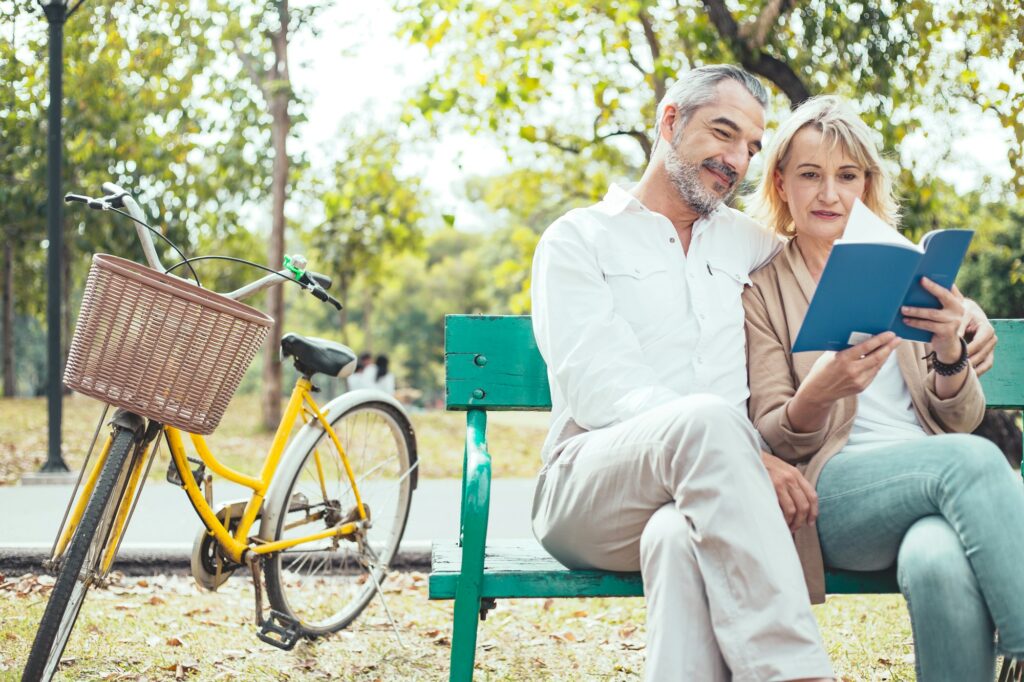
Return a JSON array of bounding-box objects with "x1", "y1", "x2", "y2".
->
[
  {"x1": 0, "y1": 394, "x2": 547, "y2": 485},
  {"x1": 0, "y1": 571, "x2": 926, "y2": 681}
]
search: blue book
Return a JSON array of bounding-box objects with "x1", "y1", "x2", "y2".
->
[{"x1": 791, "y1": 201, "x2": 974, "y2": 353}]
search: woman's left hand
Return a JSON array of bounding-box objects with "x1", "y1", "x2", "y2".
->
[{"x1": 901, "y1": 277, "x2": 965, "y2": 364}]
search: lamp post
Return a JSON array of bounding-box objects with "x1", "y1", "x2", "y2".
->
[{"x1": 39, "y1": 0, "x2": 78, "y2": 473}]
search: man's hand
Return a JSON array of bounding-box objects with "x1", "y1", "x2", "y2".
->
[
  {"x1": 761, "y1": 451, "x2": 818, "y2": 532},
  {"x1": 958, "y1": 294, "x2": 997, "y2": 375}
]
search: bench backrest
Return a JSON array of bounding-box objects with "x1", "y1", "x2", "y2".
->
[{"x1": 445, "y1": 315, "x2": 1024, "y2": 411}]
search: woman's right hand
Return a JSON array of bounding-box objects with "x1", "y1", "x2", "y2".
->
[{"x1": 786, "y1": 331, "x2": 902, "y2": 432}]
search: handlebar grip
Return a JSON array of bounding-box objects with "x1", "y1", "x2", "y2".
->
[
  {"x1": 307, "y1": 271, "x2": 332, "y2": 291},
  {"x1": 309, "y1": 286, "x2": 343, "y2": 310}
]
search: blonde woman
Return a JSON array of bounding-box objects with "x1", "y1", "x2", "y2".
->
[{"x1": 743, "y1": 95, "x2": 1024, "y2": 680}]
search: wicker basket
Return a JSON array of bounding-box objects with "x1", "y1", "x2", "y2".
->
[{"x1": 64, "y1": 254, "x2": 273, "y2": 434}]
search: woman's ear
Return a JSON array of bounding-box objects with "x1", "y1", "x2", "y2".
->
[{"x1": 773, "y1": 168, "x2": 788, "y2": 202}]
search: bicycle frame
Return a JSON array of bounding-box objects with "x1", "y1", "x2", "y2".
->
[{"x1": 52, "y1": 375, "x2": 367, "y2": 572}]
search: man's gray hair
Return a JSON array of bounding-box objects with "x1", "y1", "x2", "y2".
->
[{"x1": 654, "y1": 65, "x2": 769, "y2": 149}]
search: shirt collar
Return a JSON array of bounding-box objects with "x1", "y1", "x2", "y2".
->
[
  {"x1": 597, "y1": 182, "x2": 728, "y2": 232},
  {"x1": 596, "y1": 183, "x2": 648, "y2": 216}
]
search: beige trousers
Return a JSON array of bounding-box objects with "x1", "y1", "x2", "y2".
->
[{"x1": 531, "y1": 395, "x2": 833, "y2": 681}]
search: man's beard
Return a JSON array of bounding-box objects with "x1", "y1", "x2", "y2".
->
[{"x1": 664, "y1": 146, "x2": 738, "y2": 217}]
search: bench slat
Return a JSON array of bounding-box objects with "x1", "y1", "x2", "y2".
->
[
  {"x1": 429, "y1": 539, "x2": 899, "y2": 599},
  {"x1": 430, "y1": 540, "x2": 643, "y2": 599}
]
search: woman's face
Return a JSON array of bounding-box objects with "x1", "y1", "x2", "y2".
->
[{"x1": 775, "y1": 126, "x2": 868, "y2": 242}]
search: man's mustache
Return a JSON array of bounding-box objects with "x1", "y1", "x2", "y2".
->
[{"x1": 703, "y1": 159, "x2": 738, "y2": 187}]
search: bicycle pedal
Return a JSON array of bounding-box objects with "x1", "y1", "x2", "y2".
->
[
  {"x1": 256, "y1": 610, "x2": 303, "y2": 651},
  {"x1": 166, "y1": 456, "x2": 205, "y2": 487}
]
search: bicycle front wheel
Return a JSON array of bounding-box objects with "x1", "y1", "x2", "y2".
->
[
  {"x1": 22, "y1": 425, "x2": 139, "y2": 682},
  {"x1": 263, "y1": 400, "x2": 416, "y2": 635}
]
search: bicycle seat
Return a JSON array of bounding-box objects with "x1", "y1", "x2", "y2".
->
[{"x1": 280, "y1": 334, "x2": 357, "y2": 378}]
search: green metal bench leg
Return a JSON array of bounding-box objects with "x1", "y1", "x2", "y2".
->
[
  {"x1": 450, "y1": 585, "x2": 483, "y2": 680},
  {"x1": 449, "y1": 409, "x2": 492, "y2": 681}
]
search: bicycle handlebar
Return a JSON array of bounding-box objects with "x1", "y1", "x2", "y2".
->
[{"x1": 67, "y1": 184, "x2": 342, "y2": 310}]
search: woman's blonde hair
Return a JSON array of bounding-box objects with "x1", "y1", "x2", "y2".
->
[{"x1": 748, "y1": 95, "x2": 900, "y2": 237}]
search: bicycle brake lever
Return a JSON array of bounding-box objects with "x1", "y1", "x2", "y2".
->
[{"x1": 64, "y1": 193, "x2": 92, "y2": 204}]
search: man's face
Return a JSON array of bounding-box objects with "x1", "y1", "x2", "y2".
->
[{"x1": 663, "y1": 80, "x2": 766, "y2": 216}]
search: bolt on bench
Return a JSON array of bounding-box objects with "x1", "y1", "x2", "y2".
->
[{"x1": 430, "y1": 314, "x2": 1024, "y2": 681}]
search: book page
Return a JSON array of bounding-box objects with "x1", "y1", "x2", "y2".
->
[{"x1": 837, "y1": 199, "x2": 916, "y2": 249}]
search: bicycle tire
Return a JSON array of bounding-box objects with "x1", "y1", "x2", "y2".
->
[
  {"x1": 263, "y1": 400, "x2": 416, "y2": 635},
  {"x1": 22, "y1": 426, "x2": 139, "y2": 682}
]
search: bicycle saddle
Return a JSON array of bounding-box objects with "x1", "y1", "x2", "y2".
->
[{"x1": 280, "y1": 333, "x2": 357, "y2": 379}]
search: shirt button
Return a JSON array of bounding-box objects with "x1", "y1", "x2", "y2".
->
[{"x1": 669, "y1": 237, "x2": 676, "y2": 243}]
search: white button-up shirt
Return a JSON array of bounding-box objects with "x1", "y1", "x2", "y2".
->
[{"x1": 532, "y1": 184, "x2": 781, "y2": 460}]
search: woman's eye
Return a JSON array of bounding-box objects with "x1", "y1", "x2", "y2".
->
[
  {"x1": 841, "y1": 173, "x2": 860, "y2": 181},
  {"x1": 800, "y1": 172, "x2": 818, "y2": 179}
]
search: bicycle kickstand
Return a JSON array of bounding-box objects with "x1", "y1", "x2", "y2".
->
[
  {"x1": 362, "y1": 543, "x2": 405, "y2": 649},
  {"x1": 249, "y1": 554, "x2": 303, "y2": 651}
]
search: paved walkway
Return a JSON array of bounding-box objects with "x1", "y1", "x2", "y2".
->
[{"x1": 0, "y1": 478, "x2": 537, "y2": 572}]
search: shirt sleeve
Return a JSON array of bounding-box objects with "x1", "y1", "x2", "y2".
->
[{"x1": 531, "y1": 219, "x2": 682, "y2": 430}]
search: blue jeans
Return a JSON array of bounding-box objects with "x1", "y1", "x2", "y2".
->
[{"x1": 816, "y1": 433, "x2": 1024, "y2": 681}]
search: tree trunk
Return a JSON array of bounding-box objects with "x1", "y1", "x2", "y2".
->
[
  {"x1": 973, "y1": 409, "x2": 1023, "y2": 468},
  {"x1": 61, "y1": 238, "x2": 71, "y2": 395},
  {"x1": 260, "y1": 3, "x2": 291, "y2": 431},
  {"x1": 2, "y1": 239, "x2": 14, "y2": 396}
]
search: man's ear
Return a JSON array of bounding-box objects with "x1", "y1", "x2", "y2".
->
[
  {"x1": 660, "y1": 105, "x2": 678, "y2": 146},
  {"x1": 773, "y1": 168, "x2": 787, "y2": 202}
]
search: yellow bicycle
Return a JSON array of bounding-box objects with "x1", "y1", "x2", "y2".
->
[{"x1": 22, "y1": 184, "x2": 418, "y2": 681}]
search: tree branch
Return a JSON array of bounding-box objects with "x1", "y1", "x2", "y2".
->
[
  {"x1": 739, "y1": 0, "x2": 790, "y2": 49},
  {"x1": 638, "y1": 8, "x2": 665, "y2": 105},
  {"x1": 597, "y1": 129, "x2": 653, "y2": 161},
  {"x1": 701, "y1": 0, "x2": 810, "y2": 105}
]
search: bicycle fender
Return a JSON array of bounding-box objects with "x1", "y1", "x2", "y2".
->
[{"x1": 257, "y1": 389, "x2": 414, "y2": 543}]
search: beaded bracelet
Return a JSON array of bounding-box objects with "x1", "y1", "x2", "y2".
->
[{"x1": 923, "y1": 337, "x2": 969, "y2": 376}]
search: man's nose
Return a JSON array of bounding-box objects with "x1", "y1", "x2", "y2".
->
[{"x1": 722, "y1": 146, "x2": 747, "y2": 178}]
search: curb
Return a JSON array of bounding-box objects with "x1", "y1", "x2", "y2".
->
[{"x1": 0, "y1": 541, "x2": 433, "y2": 576}]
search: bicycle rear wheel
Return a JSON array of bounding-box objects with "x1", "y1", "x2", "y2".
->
[
  {"x1": 22, "y1": 425, "x2": 140, "y2": 682},
  {"x1": 263, "y1": 400, "x2": 416, "y2": 635}
]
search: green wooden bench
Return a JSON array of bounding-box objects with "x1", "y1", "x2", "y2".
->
[{"x1": 431, "y1": 314, "x2": 1024, "y2": 680}]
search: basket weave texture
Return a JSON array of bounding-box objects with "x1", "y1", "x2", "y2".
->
[{"x1": 64, "y1": 254, "x2": 272, "y2": 434}]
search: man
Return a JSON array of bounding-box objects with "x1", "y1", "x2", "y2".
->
[
  {"x1": 531, "y1": 64, "x2": 834, "y2": 681},
  {"x1": 532, "y1": 64, "x2": 998, "y2": 680}
]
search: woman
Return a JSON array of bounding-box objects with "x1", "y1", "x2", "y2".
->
[
  {"x1": 743, "y1": 95, "x2": 1024, "y2": 680},
  {"x1": 373, "y1": 354, "x2": 396, "y2": 395}
]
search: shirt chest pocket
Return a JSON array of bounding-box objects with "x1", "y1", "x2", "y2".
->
[
  {"x1": 705, "y1": 262, "x2": 751, "y2": 326},
  {"x1": 601, "y1": 258, "x2": 674, "y2": 326}
]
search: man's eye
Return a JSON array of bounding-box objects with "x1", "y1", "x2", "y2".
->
[{"x1": 714, "y1": 128, "x2": 731, "y2": 139}]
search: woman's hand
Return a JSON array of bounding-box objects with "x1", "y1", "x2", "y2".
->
[
  {"x1": 761, "y1": 451, "x2": 818, "y2": 532},
  {"x1": 786, "y1": 332, "x2": 901, "y2": 433},
  {"x1": 900, "y1": 277, "x2": 965, "y2": 364}
]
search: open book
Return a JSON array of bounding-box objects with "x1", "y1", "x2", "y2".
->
[{"x1": 791, "y1": 199, "x2": 974, "y2": 352}]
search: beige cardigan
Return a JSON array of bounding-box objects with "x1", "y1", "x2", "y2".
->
[{"x1": 742, "y1": 238, "x2": 986, "y2": 603}]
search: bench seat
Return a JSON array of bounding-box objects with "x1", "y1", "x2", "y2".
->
[{"x1": 429, "y1": 538, "x2": 899, "y2": 602}]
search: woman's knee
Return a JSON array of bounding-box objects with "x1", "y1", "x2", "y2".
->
[{"x1": 935, "y1": 433, "x2": 1011, "y2": 484}]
